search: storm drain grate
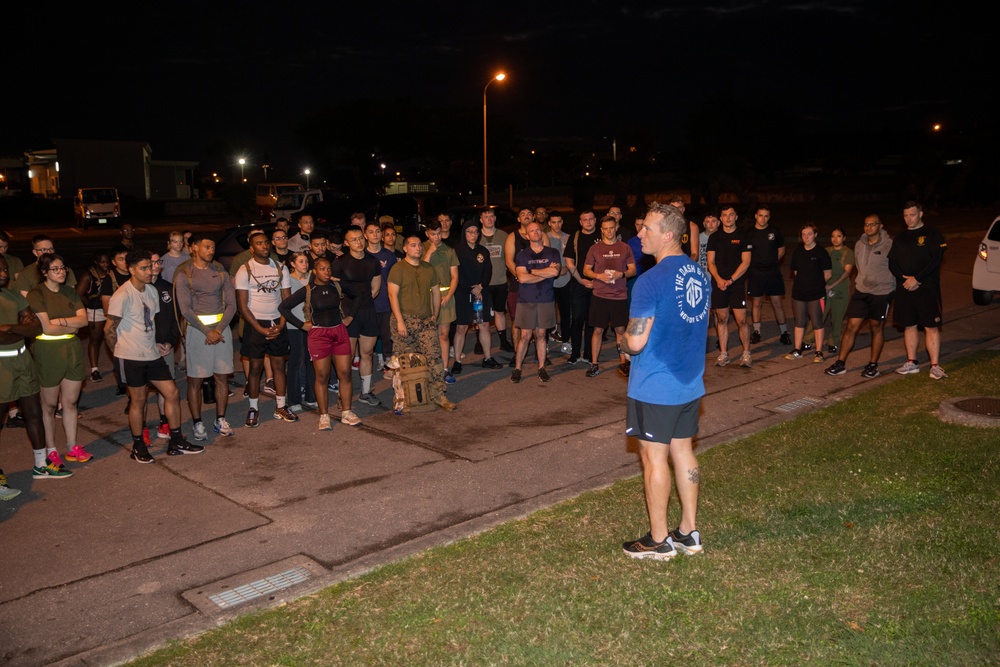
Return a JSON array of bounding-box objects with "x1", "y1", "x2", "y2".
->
[
  {"x1": 208, "y1": 566, "x2": 312, "y2": 609},
  {"x1": 774, "y1": 396, "x2": 821, "y2": 413}
]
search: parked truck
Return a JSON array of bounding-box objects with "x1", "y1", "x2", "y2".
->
[{"x1": 73, "y1": 187, "x2": 121, "y2": 230}]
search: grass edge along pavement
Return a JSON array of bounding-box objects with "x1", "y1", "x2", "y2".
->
[{"x1": 127, "y1": 351, "x2": 1000, "y2": 667}]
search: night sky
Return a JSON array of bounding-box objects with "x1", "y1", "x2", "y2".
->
[{"x1": 11, "y1": 1, "x2": 994, "y2": 174}]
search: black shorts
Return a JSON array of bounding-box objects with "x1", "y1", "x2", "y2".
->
[
  {"x1": 240, "y1": 319, "x2": 291, "y2": 359},
  {"x1": 748, "y1": 269, "x2": 786, "y2": 298},
  {"x1": 846, "y1": 291, "x2": 893, "y2": 322},
  {"x1": 120, "y1": 357, "x2": 174, "y2": 388},
  {"x1": 893, "y1": 284, "x2": 943, "y2": 329},
  {"x1": 588, "y1": 296, "x2": 629, "y2": 329},
  {"x1": 487, "y1": 283, "x2": 508, "y2": 314},
  {"x1": 454, "y1": 289, "x2": 493, "y2": 326},
  {"x1": 626, "y1": 397, "x2": 700, "y2": 442},
  {"x1": 346, "y1": 305, "x2": 380, "y2": 338},
  {"x1": 711, "y1": 279, "x2": 747, "y2": 311}
]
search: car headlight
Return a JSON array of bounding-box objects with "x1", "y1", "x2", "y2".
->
[{"x1": 980, "y1": 243, "x2": 988, "y2": 261}]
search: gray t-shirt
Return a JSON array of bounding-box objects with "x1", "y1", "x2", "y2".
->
[
  {"x1": 174, "y1": 263, "x2": 238, "y2": 335},
  {"x1": 479, "y1": 228, "x2": 508, "y2": 287},
  {"x1": 108, "y1": 281, "x2": 160, "y2": 361}
]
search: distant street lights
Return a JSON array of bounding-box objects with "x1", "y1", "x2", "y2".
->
[
  {"x1": 483, "y1": 72, "x2": 506, "y2": 206},
  {"x1": 238, "y1": 157, "x2": 246, "y2": 183},
  {"x1": 304, "y1": 168, "x2": 311, "y2": 189}
]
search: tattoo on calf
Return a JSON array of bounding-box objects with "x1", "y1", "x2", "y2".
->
[{"x1": 688, "y1": 466, "x2": 701, "y2": 484}]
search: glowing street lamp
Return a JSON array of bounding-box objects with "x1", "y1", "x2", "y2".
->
[
  {"x1": 483, "y1": 72, "x2": 507, "y2": 206},
  {"x1": 238, "y1": 157, "x2": 246, "y2": 182},
  {"x1": 304, "y1": 168, "x2": 311, "y2": 189}
]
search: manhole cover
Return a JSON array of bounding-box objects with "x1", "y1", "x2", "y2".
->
[{"x1": 939, "y1": 396, "x2": 1000, "y2": 428}]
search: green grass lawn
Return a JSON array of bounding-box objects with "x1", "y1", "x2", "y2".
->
[{"x1": 131, "y1": 352, "x2": 1000, "y2": 666}]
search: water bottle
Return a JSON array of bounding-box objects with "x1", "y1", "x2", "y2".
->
[{"x1": 472, "y1": 293, "x2": 484, "y2": 324}]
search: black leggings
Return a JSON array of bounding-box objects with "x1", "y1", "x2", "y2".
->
[{"x1": 793, "y1": 299, "x2": 824, "y2": 329}]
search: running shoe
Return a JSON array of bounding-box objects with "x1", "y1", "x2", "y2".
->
[
  {"x1": 482, "y1": 357, "x2": 502, "y2": 369},
  {"x1": 750, "y1": 330, "x2": 761, "y2": 344},
  {"x1": 622, "y1": 532, "x2": 677, "y2": 560},
  {"x1": 274, "y1": 406, "x2": 299, "y2": 422},
  {"x1": 617, "y1": 361, "x2": 630, "y2": 378},
  {"x1": 860, "y1": 363, "x2": 881, "y2": 379},
  {"x1": 538, "y1": 367, "x2": 551, "y2": 383},
  {"x1": 328, "y1": 381, "x2": 340, "y2": 393},
  {"x1": 167, "y1": 439, "x2": 205, "y2": 455},
  {"x1": 929, "y1": 365, "x2": 948, "y2": 380},
  {"x1": 6, "y1": 412, "x2": 25, "y2": 428},
  {"x1": 64, "y1": 445, "x2": 93, "y2": 463},
  {"x1": 715, "y1": 353, "x2": 730, "y2": 367},
  {"x1": 444, "y1": 373, "x2": 457, "y2": 384},
  {"x1": 499, "y1": 338, "x2": 514, "y2": 353},
  {"x1": 784, "y1": 349, "x2": 803, "y2": 360},
  {"x1": 214, "y1": 417, "x2": 235, "y2": 436},
  {"x1": 0, "y1": 470, "x2": 20, "y2": 501},
  {"x1": 740, "y1": 352, "x2": 753, "y2": 368},
  {"x1": 451, "y1": 361, "x2": 463, "y2": 375},
  {"x1": 318, "y1": 414, "x2": 332, "y2": 431},
  {"x1": 341, "y1": 410, "x2": 362, "y2": 426},
  {"x1": 586, "y1": 364, "x2": 600, "y2": 377},
  {"x1": 157, "y1": 423, "x2": 171, "y2": 439},
  {"x1": 192, "y1": 421, "x2": 209, "y2": 441},
  {"x1": 779, "y1": 331, "x2": 792, "y2": 345},
  {"x1": 47, "y1": 450, "x2": 66, "y2": 469},
  {"x1": 510, "y1": 368, "x2": 522, "y2": 383},
  {"x1": 302, "y1": 401, "x2": 319, "y2": 410},
  {"x1": 896, "y1": 360, "x2": 920, "y2": 375},
  {"x1": 359, "y1": 392, "x2": 380, "y2": 406},
  {"x1": 261, "y1": 378, "x2": 276, "y2": 396},
  {"x1": 90, "y1": 369, "x2": 103, "y2": 382},
  {"x1": 567, "y1": 356, "x2": 581, "y2": 365},
  {"x1": 825, "y1": 360, "x2": 847, "y2": 376},
  {"x1": 668, "y1": 528, "x2": 704, "y2": 555},
  {"x1": 130, "y1": 444, "x2": 155, "y2": 464},
  {"x1": 245, "y1": 408, "x2": 259, "y2": 428},
  {"x1": 33, "y1": 462, "x2": 73, "y2": 479},
  {"x1": 813, "y1": 352, "x2": 824, "y2": 363}
]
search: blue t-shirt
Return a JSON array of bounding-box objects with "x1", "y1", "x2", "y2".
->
[
  {"x1": 371, "y1": 246, "x2": 398, "y2": 313},
  {"x1": 514, "y1": 246, "x2": 562, "y2": 303},
  {"x1": 627, "y1": 255, "x2": 712, "y2": 406}
]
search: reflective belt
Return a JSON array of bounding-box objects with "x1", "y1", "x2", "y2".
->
[
  {"x1": 438, "y1": 286, "x2": 451, "y2": 291},
  {"x1": 36, "y1": 333, "x2": 76, "y2": 341},
  {"x1": 0, "y1": 345, "x2": 27, "y2": 358},
  {"x1": 197, "y1": 313, "x2": 224, "y2": 325}
]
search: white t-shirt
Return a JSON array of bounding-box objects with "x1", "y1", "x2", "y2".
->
[
  {"x1": 107, "y1": 281, "x2": 161, "y2": 361},
  {"x1": 234, "y1": 258, "x2": 291, "y2": 320}
]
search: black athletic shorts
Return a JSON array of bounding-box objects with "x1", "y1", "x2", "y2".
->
[
  {"x1": 892, "y1": 284, "x2": 942, "y2": 329},
  {"x1": 588, "y1": 296, "x2": 629, "y2": 329},
  {"x1": 346, "y1": 305, "x2": 380, "y2": 338},
  {"x1": 846, "y1": 291, "x2": 893, "y2": 322},
  {"x1": 748, "y1": 269, "x2": 786, "y2": 298},
  {"x1": 711, "y1": 279, "x2": 747, "y2": 311},
  {"x1": 454, "y1": 288, "x2": 493, "y2": 326},
  {"x1": 487, "y1": 283, "x2": 508, "y2": 314},
  {"x1": 240, "y1": 319, "x2": 291, "y2": 359},
  {"x1": 626, "y1": 397, "x2": 700, "y2": 442},
  {"x1": 120, "y1": 357, "x2": 174, "y2": 388}
]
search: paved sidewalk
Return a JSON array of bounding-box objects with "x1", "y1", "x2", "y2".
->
[{"x1": 1, "y1": 295, "x2": 997, "y2": 666}]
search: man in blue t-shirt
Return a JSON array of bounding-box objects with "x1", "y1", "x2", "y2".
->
[
  {"x1": 621, "y1": 202, "x2": 711, "y2": 561},
  {"x1": 510, "y1": 222, "x2": 562, "y2": 383}
]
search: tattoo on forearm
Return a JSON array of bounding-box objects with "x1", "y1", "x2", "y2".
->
[
  {"x1": 626, "y1": 317, "x2": 651, "y2": 336},
  {"x1": 688, "y1": 467, "x2": 701, "y2": 484}
]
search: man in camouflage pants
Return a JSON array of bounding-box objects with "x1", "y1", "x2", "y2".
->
[{"x1": 386, "y1": 235, "x2": 457, "y2": 411}]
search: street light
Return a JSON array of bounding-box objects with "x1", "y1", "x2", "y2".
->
[
  {"x1": 304, "y1": 168, "x2": 311, "y2": 189},
  {"x1": 483, "y1": 72, "x2": 506, "y2": 206},
  {"x1": 238, "y1": 157, "x2": 246, "y2": 182}
]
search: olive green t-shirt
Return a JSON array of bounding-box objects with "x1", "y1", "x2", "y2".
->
[
  {"x1": 387, "y1": 260, "x2": 438, "y2": 318},
  {"x1": 27, "y1": 283, "x2": 85, "y2": 320}
]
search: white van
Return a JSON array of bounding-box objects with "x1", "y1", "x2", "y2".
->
[
  {"x1": 74, "y1": 187, "x2": 120, "y2": 230},
  {"x1": 256, "y1": 182, "x2": 303, "y2": 219}
]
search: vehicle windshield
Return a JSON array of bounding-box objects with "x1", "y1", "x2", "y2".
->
[
  {"x1": 274, "y1": 193, "x2": 305, "y2": 209},
  {"x1": 81, "y1": 189, "x2": 117, "y2": 203}
]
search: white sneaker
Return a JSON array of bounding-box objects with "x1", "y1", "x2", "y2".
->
[
  {"x1": 929, "y1": 365, "x2": 948, "y2": 380},
  {"x1": 896, "y1": 360, "x2": 920, "y2": 375},
  {"x1": 318, "y1": 414, "x2": 332, "y2": 431},
  {"x1": 341, "y1": 410, "x2": 362, "y2": 426},
  {"x1": 192, "y1": 421, "x2": 209, "y2": 441},
  {"x1": 715, "y1": 353, "x2": 730, "y2": 367},
  {"x1": 214, "y1": 417, "x2": 234, "y2": 437}
]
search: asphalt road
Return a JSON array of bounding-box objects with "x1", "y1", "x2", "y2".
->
[{"x1": 0, "y1": 212, "x2": 997, "y2": 666}]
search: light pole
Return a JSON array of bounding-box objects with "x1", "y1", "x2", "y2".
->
[
  {"x1": 483, "y1": 72, "x2": 506, "y2": 206},
  {"x1": 238, "y1": 157, "x2": 246, "y2": 183},
  {"x1": 304, "y1": 168, "x2": 311, "y2": 189}
]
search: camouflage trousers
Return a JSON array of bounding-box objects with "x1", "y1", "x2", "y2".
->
[{"x1": 391, "y1": 315, "x2": 447, "y2": 399}]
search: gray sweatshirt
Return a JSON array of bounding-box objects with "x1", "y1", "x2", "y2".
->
[{"x1": 853, "y1": 230, "x2": 895, "y2": 296}]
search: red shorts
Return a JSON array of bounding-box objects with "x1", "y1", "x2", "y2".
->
[{"x1": 307, "y1": 324, "x2": 351, "y2": 360}]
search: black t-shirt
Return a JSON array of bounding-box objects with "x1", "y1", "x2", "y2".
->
[
  {"x1": 100, "y1": 268, "x2": 132, "y2": 297},
  {"x1": 331, "y1": 251, "x2": 381, "y2": 319},
  {"x1": 748, "y1": 225, "x2": 785, "y2": 272},
  {"x1": 706, "y1": 228, "x2": 751, "y2": 282},
  {"x1": 455, "y1": 242, "x2": 492, "y2": 291},
  {"x1": 790, "y1": 244, "x2": 832, "y2": 301},
  {"x1": 887, "y1": 224, "x2": 947, "y2": 285},
  {"x1": 278, "y1": 281, "x2": 343, "y2": 329},
  {"x1": 563, "y1": 230, "x2": 601, "y2": 287},
  {"x1": 151, "y1": 276, "x2": 180, "y2": 345}
]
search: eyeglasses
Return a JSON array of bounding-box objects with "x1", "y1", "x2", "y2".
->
[
  {"x1": 152, "y1": 259, "x2": 164, "y2": 265},
  {"x1": 273, "y1": 236, "x2": 288, "y2": 240},
  {"x1": 48, "y1": 266, "x2": 67, "y2": 272}
]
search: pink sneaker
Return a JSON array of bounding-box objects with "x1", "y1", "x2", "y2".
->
[
  {"x1": 47, "y1": 450, "x2": 66, "y2": 468},
  {"x1": 64, "y1": 445, "x2": 93, "y2": 463},
  {"x1": 157, "y1": 423, "x2": 170, "y2": 439}
]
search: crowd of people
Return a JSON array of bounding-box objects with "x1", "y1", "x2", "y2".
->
[{"x1": 0, "y1": 200, "x2": 949, "y2": 566}]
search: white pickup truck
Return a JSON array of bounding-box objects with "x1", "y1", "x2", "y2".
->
[{"x1": 270, "y1": 189, "x2": 324, "y2": 222}]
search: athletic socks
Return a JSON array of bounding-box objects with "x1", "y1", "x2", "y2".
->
[
  {"x1": 33, "y1": 449, "x2": 47, "y2": 468},
  {"x1": 276, "y1": 396, "x2": 286, "y2": 408},
  {"x1": 249, "y1": 398, "x2": 259, "y2": 410},
  {"x1": 361, "y1": 374, "x2": 372, "y2": 394}
]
